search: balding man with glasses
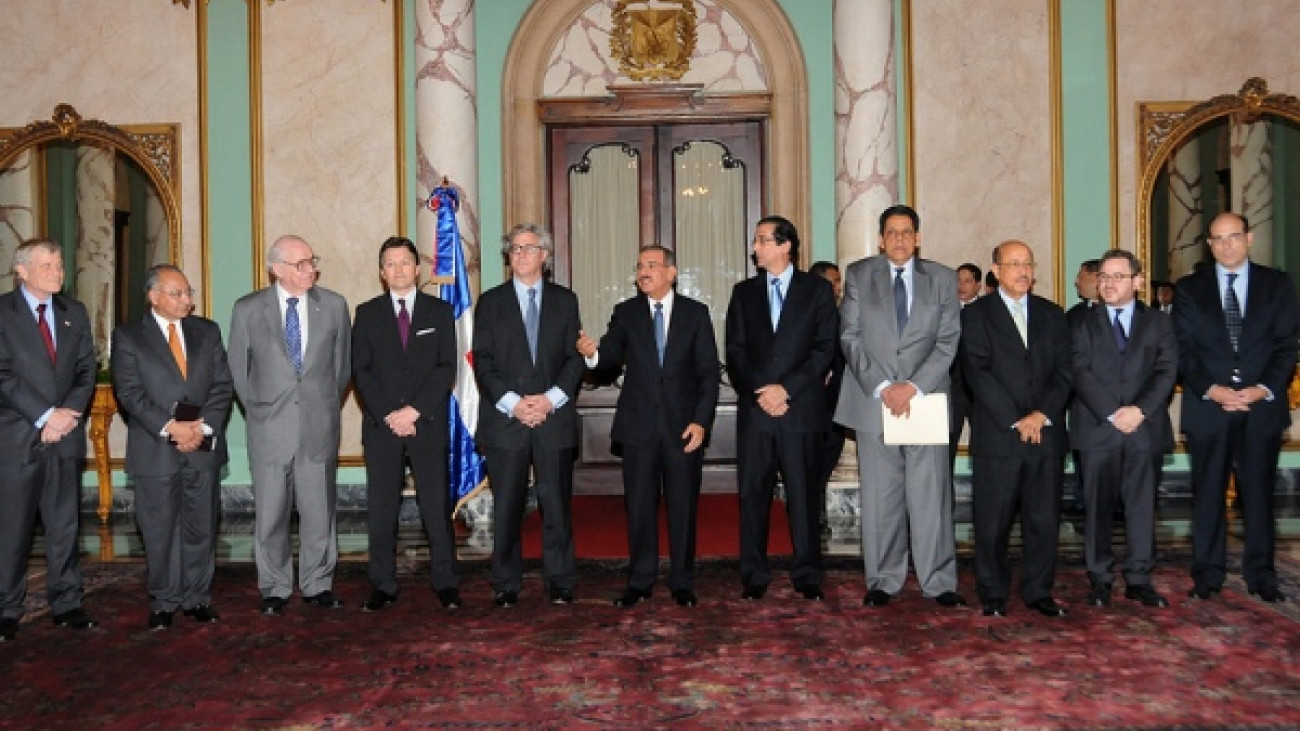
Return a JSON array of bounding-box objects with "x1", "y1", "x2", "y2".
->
[{"x1": 229, "y1": 235, "x2": 352, "y2": 615}]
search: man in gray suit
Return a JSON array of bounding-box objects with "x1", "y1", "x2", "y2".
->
[
  {"x1": 835, "y1": 205, "x2": 966, "y2": 609},
  {"x1": 229, "y1": 235, "x2": 352, "y2": 615},
  {"x1": 0, "y1": 238, "x2": 97, "y2": 642},
  {"x1": 112, "y1": 265, "x2": 234, "y2": 629}
]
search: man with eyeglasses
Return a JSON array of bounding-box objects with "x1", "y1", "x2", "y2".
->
[
  {"x1": 229, "y1": 235, "x2": 352, "y2": 615},
  {"x1": 1174, "y1": 212, "x2": 1298, "y2": 604},
  {"x1": 473, "y1": 223, "x2": 584, "y2": 607},
  {"x1": 961, "y1": 240, "x2": 1072, "y2": 618},
  {"x1": 1070, "y1": 250, "x2": 1176, "y2": 609},
  {"x1": 835, "y1": 204, "x2": 965, "y2": 610},
  {"x1": 576, "y1": 245, "x2": 719, "y2": 608},
  {"x1": 111, "y1": 265, "x2": 234, "y2": 629}
]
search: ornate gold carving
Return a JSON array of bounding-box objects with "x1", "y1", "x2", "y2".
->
[{"x1": 611, "y1": 0, "x2": 696, "y2": 82}]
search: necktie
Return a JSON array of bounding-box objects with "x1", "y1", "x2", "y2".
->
[
  {"x1": 397, "y1": 298, "x2": 411, "y2": 350},
  {"x1": 168, "y1": 322, "x2": 187, "y2": 379},
  {"x1": 35, "y1": 302, "x2": 55, "y2": 365},
  {"x1": 893, "y1": 266, "x2": 908, "y2": 334},
  {"x1": 525, "y1": 287, "x2": 539, "y2": 363},
  {"x1": 1011, "y1": 299, "x2": 1028, "y2": 346},
  {"x1": 653, "y1": 302, "x2": 665, "y2": 365},
  {"x1": 770, "y1": 278, "x2": 784, "y2": 330},
  {"x1": 1224, "y1": 272, "x2": 1242, "y2": 352},
  {"x1": 1111, "y1": 309, "x2": 1128, "y2": 354},
  {"x1": 285, "y1": 296, "x2": 303, "y2": 374}
]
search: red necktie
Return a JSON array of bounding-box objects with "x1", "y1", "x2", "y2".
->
[{"x1": 36, "y1": 303, "x2": 56, "y2": 365}]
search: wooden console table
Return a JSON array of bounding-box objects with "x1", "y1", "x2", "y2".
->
[{"x1": 89, "y1": 382, "x2": 118, "y2": 523}]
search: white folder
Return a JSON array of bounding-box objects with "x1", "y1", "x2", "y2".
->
[{"x1": 881, "y1": 393, "x2": 950, "y2": 445}]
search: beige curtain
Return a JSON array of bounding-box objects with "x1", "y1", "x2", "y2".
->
[
  {"x1": 672, "y1": 140, "x2": 746, "y2": 354},
  {"x1": 569, "y1": 144, "x2": 641, "y2": 332}
]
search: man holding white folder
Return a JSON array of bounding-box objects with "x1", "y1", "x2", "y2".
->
[{"x1": 835, "y1": 204, "x2": 965, "y2": 609}]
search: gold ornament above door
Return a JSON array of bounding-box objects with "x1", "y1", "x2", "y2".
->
[{"x1": 611, "y1": 0, "x2": 697, "y2": 82}]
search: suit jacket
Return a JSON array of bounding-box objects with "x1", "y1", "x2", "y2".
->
[
  {"x1": 228, "y1": 285, "x2": 352, "y2": 463},
  {"x1": 960, "y1": 292, "x2": 1072, "y2": 456},
  {"x1": 591, "y1": 292, "x2": 719, "y2": 446},
  {"x1": 1173, "y1": 262, "x2": 1299, "y2": 436},
  {"x1": 834, "y1": 256, "x2": 959, "y2": 437},
  {"x1": 110, "y1": 314, "x2": 234, "y2": 474},
  {"x1": 1069, "y1": 302, "x2": 1176, "y2": 453},
  {"x1": 351, "y1": 291, "x2": 456, "y2": 447},
  {"x1": 472, "y1": 279, "x2": 584, "y2": 450},
  {"x1": 0, "y1": 289, "x2": 96, "y2": 460},
  {"x1": 725, "y1": 269, "x2": 839, "y2": 434}
]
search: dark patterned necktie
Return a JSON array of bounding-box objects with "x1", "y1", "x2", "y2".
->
[
  {"x1": 1224, "y1": 272, "x2": 1242, "y2": 352},
  {"x1": 894, "y1": 267, "x2": 908, "y2": 333},
  {"x1": 397, "y1": 298, "x2": 411, "y2": 350},
  {"x1": 653, "y1": 302, "x2": 665, "y2": 365},
  {"x1": 526, "y1": 287, "x2": 539, "y2": 363},
  {"x1": 285, "y1": 297, "x2": 303, "y2": 374},
  {"x1": 1111, "y1": 309, "x2": 1128, "y2": 354}
]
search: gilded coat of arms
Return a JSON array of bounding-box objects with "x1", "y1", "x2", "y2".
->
[{"x1": 610, "y1": 0, "x2": 697, "y2": 82}]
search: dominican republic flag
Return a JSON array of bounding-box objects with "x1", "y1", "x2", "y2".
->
[{"x1": 428, "y1": 183, "x2": 486, "y2": 513}]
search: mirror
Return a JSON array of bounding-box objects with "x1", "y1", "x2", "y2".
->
[
  {"x1": 1139, "y1": 78, "x2": 1300, "y2": 292},
  {"x1": 0, "y1": 104, "x2": 180, "y2": 368}
]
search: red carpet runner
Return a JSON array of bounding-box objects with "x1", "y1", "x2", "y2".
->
[{"x1": 522, "y1": 494, "x2": 794, "y2": 559}]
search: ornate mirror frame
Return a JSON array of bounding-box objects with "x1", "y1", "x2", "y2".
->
[
  {"x1": 0, "y1": 103, "x2": 181, "y2": 265},
  {"x1": 1136, "y1": 78, "x2": 1300, "y2": 273}
]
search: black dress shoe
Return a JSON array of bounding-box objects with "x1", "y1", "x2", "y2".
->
[
  {"x1": 148, "y1": 610, "x2": 173, "y2": 630},
  {"x1": 550, "y1": 589, "x2": 574, "y2": 605},
  {"x1": 1124, "y1": 585, "x2": 1169, "y2": 608},
  {"x1": 361, "y1": 590, "x2": 398, "y2": 612},
  {"x1": 437, "y1": 588, "x2": 462, "y2": 609},
  {"x1": 1087, "y1": 582, "x2": 1113, "y2": 607},
  {"x1": 981, "y1": 600, "x2": 1007, "y2": 617},
  {"x1": 741, "y1": 583, "x2": 767, "y2": 601},
  {"x1": 260, "y1": 596, "x2": 288, "y2": 615},
  {"x1": 52, "y1": 608, "x2": 97, "y2": 629},
  {"x1": 1027, "y1": 597, "x2": 1067, "y2": 617},
  {"x1": 612, "y1": 588, "x2": 652, "y2": 607},
  {"x1": 795, "y1": 583, "x2": 825, "y2": 601},
  {"x1": 1249, "y1": 586, "x2": 1287, "y2": 603},
  {"x1": 493, "y1": 590, "x2": 518, "y2": 608},
  {"x1": 0, "y1": 617, "x2": 17, "y2": 642},
  {"x1": 672, "y1": 589, "x2": 698, "y2": 607},
  {"x1": 863, "y1": 589, "x2": 892, "y2": 607},
  {"x1": 1187, "y1": 584, "x2": 1221, "y2": 600},
  {"x1": 182, "y1": 604, "x2": 220, "y2": 623},
  {"x1": 303, "y1": 591, "x2": 345, "y2": 609},
  {"x1": 934, "y1": 591, "x2": 967, "y2": 608}
]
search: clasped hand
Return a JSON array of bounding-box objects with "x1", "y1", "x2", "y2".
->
[
  {"x1": 513, "y1": 394, "x2": 553, "y2": 428},
  {"x1": 1207, "y1": 384, "x2": 1266, "y2": 412},
  {"x1": 755, "y1": 384, "x2": 789, "y2": 417},
  {"x1": 40, "y1": 407, "x2": 81, "y2": 445},
  {"x1": 166, "y1": 418, "x2": 206, "y2": 453},
  {"x1": 384, "y1": 405, "x2": 421, "y2": 437}
]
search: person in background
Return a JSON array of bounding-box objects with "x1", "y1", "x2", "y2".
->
[
  {"x1": 950, "y1": 263, "x2": 982, "y2": 472},
  {"x1": 1065, "y1": 258, "x2": 1102, "y2": 516},
  {"x1": 809, "y1": 260, "x2": 846, "y2": 537},
  {"x1": 1151, "y1": 281, "x2": 1175, "y2": 313}
]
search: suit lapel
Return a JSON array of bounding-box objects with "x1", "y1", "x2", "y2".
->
[
  {"x1": 9, "y1": 291, "x2": 53, "y2": 369},
  {"x1": 146, "y1": 315, "x2": 186, "y2": 382}
]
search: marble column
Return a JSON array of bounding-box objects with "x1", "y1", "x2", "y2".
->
[
  {"x1": 143, "y1": 182, "x2": 168, "y2": 270},
  {"x1": 834, "y1": 0, "x2": 898, "y2": 267},
  {"x1": 75, "y1": 146, "x2": 116, "y2": 368},
  {"x1": 415, "y1": 0, "x2": 480, "y2": 293},
  {"x1": 1231, "y1": 119, "x2": 1273, "y2": 265},
  {"x1": 1167, "y1": 143, "x2": 1204, "y2": 280},
  {"x1": 0, "y1": 150, "x2": 36, "y2": 294}
]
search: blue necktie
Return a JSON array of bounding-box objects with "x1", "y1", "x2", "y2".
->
[
  {"x1": 893, "y1": 266, "x2": 908, "y2": 334},
  {"x1": 285, "y1": 296, "x2": 302, "y2": 374},
  {"x1": 1112, "y1": 308, "x2": 1128, "y2": 354},
  {"x1": 770, "y1": 278, "x2": 783, "y2": 330},
  {"x1": 525, "y1": 287, "x2": 539, "y2": 363},
  {"x1": 653, "y1": 302, "x2": 665, "y2": 365},
  {"x1": 1224, "y1": 272, "x2": 1242, "y2": 352}
]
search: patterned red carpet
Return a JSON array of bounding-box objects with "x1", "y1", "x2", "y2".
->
[{"x1": 1, "y1": 556, "x2": 1297, "y2": 729}]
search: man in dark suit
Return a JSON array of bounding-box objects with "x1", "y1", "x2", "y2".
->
[
  {"x1": 950, "y1": 263, "x2": 981, "y2": 472},
  {"x1": 577, "y1": 245, "x2": 719, "y2": 608},
  {"x1": 0, "y1": 238, "x2": 98, "y2": 642},
  {"x1": 1174, "y1": 212, "x2": 1298, "y2": 604},
  {"x1": 473, "y1": 223, "x2": 585, "y2": 607},
  {"x1": 352, "y1": 237, "x2": 461, "y2": 612},
  {"x1": 961, "y1": 240, "x2": 1072, "y2": 618},
  {"x1": 809, "y1": 261, "x2": 845, "y2": 537},
  {"x1": 725, "y1": 215, "x2": 838, "y2": 603},
  {"x1": 229, "y1": 235, "x2": 352, "y2": 614},
  {"x1": 1070, "y1": 250, "x2": 1177, "y2": 609},
  {"x1": 111, "y1": 264, "x2": 234, "y2": 629}
]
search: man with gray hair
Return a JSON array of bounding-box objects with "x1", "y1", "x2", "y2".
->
[
  {"x1": 0, "y1": 238, "x2": 97, "y2": 642},
  {"x1": 229, "y1": 235, "x2": 351, "y2": 615}
]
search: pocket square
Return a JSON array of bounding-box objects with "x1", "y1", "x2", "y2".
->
[{"x1": 415, "y1": 327, "x2": 437, "y2": 336}]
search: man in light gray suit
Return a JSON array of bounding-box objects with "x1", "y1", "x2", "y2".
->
[
  {"x1": 229, "y1": 235, "x2": 352, "y2": 615},
  {"x1": 835, "y1": 205, "x2": 965, "y2": 609}
]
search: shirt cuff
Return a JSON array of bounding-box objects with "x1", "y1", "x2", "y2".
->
[
  {"x1": 545, "y1": 387, "x2": 569, "y2": 412},
  {"x1": 35, "y1": 407, "x2": 53, "y2": 429},
  {"x1": 496, "y1": 392, "x2": 522, "y2": 417},
  {"x1": 583, "y1": 352, "x2": 599, "y2": 369},
  {"x1": 1259, "y1": 384, "x2": 1275, "y2": 401}
]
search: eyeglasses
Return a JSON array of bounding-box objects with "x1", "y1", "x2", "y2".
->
[
  {"x1": 279, "y1": 256, "x2": 321, "y2": 273},
  {"x1": 160, "y1": 287, "x2": 196, "y2": 299},
  {"x1": 1207, "y1": 232, "x2": 1246, "y2": 245},
  {"x1": 509, "y1": 244, "x2": 544, "y2": 256},
  {"x1": 1097, "y1": 273, "x2": 1135, "y2": 283},
  {"x1": 998, "y1": 261, "x2": 1036, "y2": 270}
]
